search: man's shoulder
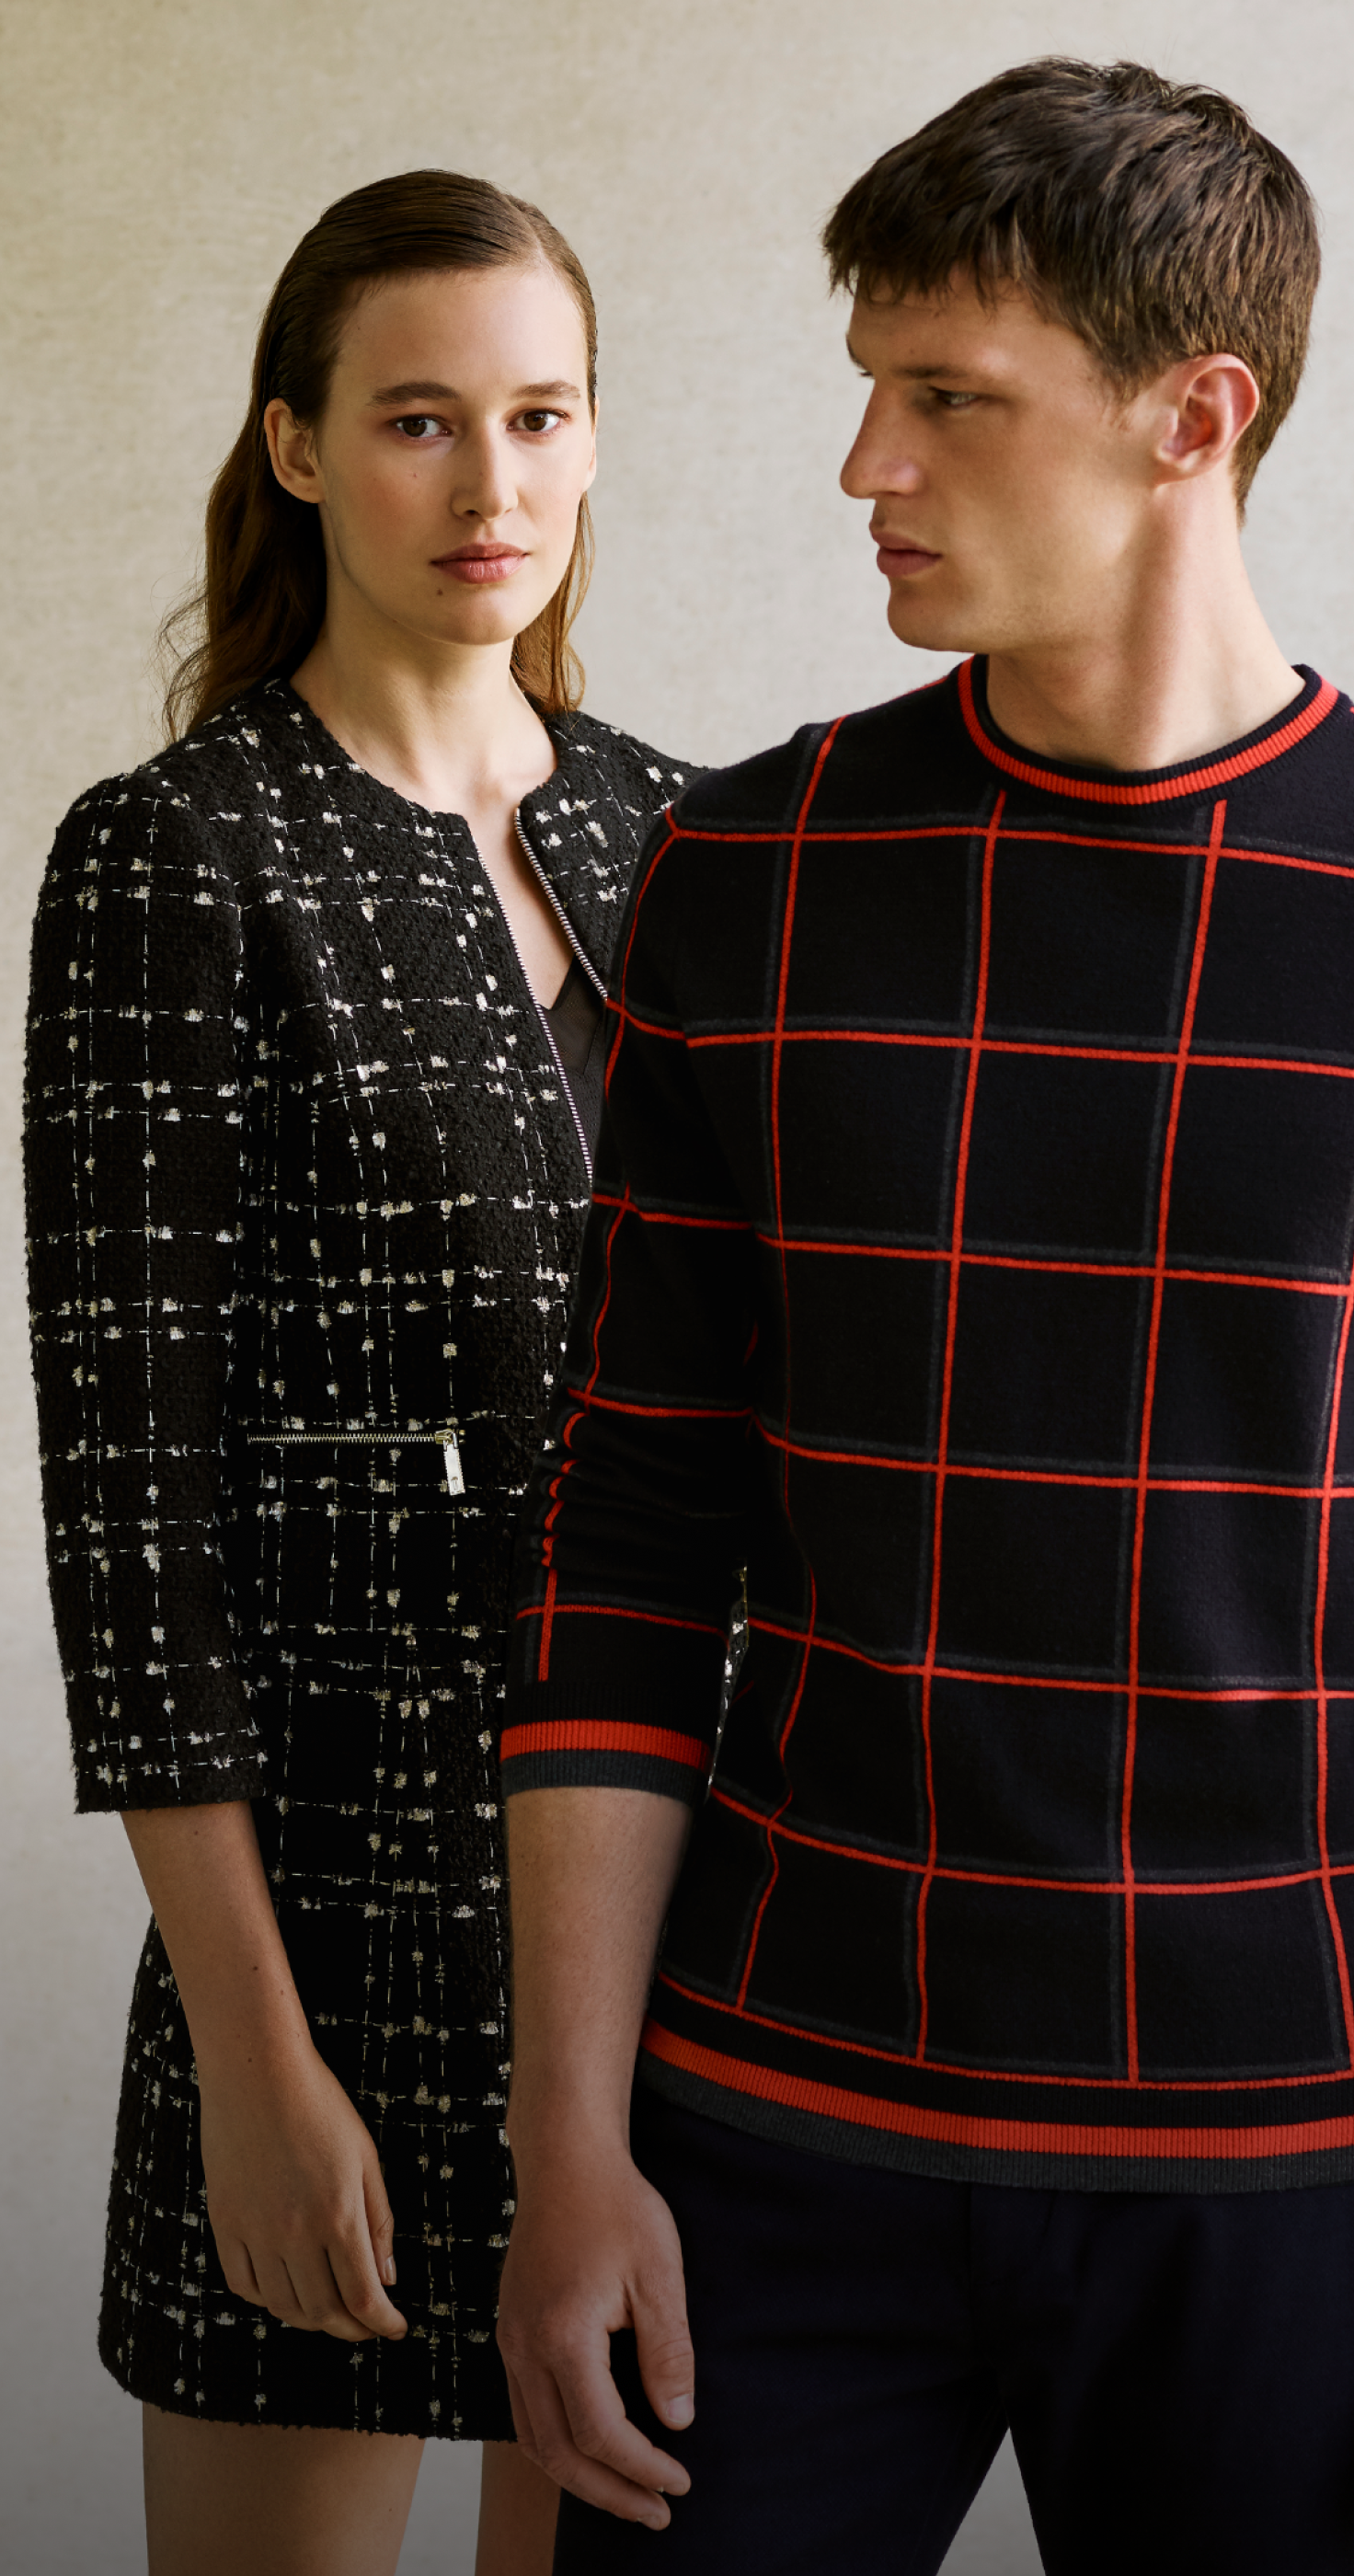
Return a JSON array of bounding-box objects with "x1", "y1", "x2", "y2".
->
[
  {"x1": 672, "y1": 668, "x2": 969, "y2": 836},
  {"x1": 1239, "y1": 673, "x2": 1354, "y2": 860}
]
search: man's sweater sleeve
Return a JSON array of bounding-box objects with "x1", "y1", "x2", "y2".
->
[
  {"x1": 504, "y1": 814, "x2": 758, "y2": 1804},
  {"x1": 25, "y1": 770, "x2": 263, "y2": 1813}
]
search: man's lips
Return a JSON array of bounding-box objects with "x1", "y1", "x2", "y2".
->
[
  {"x1": 874, "y1": 537, "x2": 942, "y2": 578},
  {"x1": 431, "y1": 545, "x2": 526, "y2": 585}
]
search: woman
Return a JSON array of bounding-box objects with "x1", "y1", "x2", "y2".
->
[{"x1": 24, "y1": 171, "x2": 693, "y2": 2575}]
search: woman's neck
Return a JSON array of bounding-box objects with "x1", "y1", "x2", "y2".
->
[{"x1": 290, "y1": 602, "x2": 555, "y2": 817}]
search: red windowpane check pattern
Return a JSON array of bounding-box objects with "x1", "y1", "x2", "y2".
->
[{"x1": 507, "y1": 661, "x2": 1354, "y2": 2188}]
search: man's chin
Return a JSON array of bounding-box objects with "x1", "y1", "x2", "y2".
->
[{"x1": 885, "y1": 590, "x2": 981, "y2": 656}]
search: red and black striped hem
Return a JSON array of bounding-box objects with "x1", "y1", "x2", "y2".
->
[
  {"x1": 638, "y1": 2014, "x2": 1354, "y2": 2195},
  {"x1": 500, "y1": 1718, "x2": 711, "y2": 1804}
]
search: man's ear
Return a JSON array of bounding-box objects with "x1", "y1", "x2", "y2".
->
[
  {"x1": 264, "y1": 398, "x2": 323, "y2": 504},
  {"x1": 1153, "y1": 352, "x2": 1260, "y2": 484}
]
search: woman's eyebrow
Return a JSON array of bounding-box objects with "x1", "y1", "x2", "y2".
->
[{"x1": 368, "y1": 377, "x2": 583, "y2": 403}]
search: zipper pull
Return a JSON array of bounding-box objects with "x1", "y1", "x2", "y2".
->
[{"x1": 437, "y1": 1431, "x2": 465, "y2": 1498}]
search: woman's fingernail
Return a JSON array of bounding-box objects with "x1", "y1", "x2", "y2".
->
[
  {"x1": 382, "y1": 2257, "x2": 397, "y2": 2285},
  {"x1": 665, "y1": 2394, "x2": 694, "y2": 2428}
]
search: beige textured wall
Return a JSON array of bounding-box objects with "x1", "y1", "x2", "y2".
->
[{"x1": 4, "y1": 2, "x2": 1353, "y2": 2564}]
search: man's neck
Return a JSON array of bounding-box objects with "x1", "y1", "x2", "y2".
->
[{"x1": 982, "y1": 512, "x2": 1301, "y2": 775}]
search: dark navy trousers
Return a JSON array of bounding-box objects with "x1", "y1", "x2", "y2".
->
[{"x1": 554, "y1": 2090, "x2": 1354, "y2": 2575}]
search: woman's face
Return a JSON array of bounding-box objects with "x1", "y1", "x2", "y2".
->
[{"x1": 268, "y1": 260, "x2": 596, "y2": 652}]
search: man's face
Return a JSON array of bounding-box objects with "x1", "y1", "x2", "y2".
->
[{"x1": 841, "y1": 275, "x2": 1160, "y2": 659}]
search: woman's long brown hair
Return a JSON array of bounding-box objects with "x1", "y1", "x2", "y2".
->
[{"x1": 160, "y1": 170, "x2": 597, "y2": 741}]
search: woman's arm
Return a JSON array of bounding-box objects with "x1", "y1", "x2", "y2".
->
[
  {"x1": 27, "y1": 776, "x2": 402, "y2": 2343},
  {"x1": 122, "y1": 1800, "x2": 406, "y2": 2342}
]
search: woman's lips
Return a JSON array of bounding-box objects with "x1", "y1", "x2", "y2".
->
[
  {"x1": 431, "y1": 547, "x2": 525, "y2": 585},
  {"x1": 875, "y1": 541, "x2": 942, "y2": 578}
]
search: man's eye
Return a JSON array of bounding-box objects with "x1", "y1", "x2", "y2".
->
[
  {"x1": 934, "y1": 390, "x2": 979, "y2": 410},
  {"x1": 394, "y1": 415, "x2": 444, "y2": 441},
  {"x1": 517, "y1": 408, "x2": 564, "y2": 434}
]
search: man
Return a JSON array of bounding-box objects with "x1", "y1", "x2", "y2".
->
[{"x1": 497, "y1": 59, "x2": 1354, "y2": 2572}]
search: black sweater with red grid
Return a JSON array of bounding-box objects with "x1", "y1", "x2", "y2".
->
[{"x1": 504, "y1": 657, "x2": 1354, "y2": 2193}]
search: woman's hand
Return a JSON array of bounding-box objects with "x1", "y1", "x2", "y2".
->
[
  {"x1": 120, "y1": 1800, "x2": 406, "y2": 2346},
  {"x1": 199, "y1": 2035, "x2": 407, "y2": 2342}
]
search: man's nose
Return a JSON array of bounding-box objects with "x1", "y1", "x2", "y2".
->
[{"x1": 841, "y1": 409, "x2": 923, "y2": 501}]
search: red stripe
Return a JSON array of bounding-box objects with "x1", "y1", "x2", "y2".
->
[
  {"x1": 1121, "y1": 802, "x2": 1224, "y2": 2081},
  {"x1": 754, "y1": 1426, "x2": 1348, "y2": 1501},
  {"x1": 958, "y1": 659, "x2": 1338, "y2": 804},
  {"x1": 769, "y1": 724, "x2": 841, "y2": 1517},
  {"x1": 654, "y1": 1968, "x2": 1354, "y2": 2094},
  {"x1": 640, "y1": 2020, "x2": 1354, "y2": 2159},
  {"x1": 1314, "y1": 1275, "x2": 1354, "y2": 2057},
  {"x1": 682, "y1": 1026, "x2": 1354, "y2": 1087},
  {"x1": 765, "y1": 1238, "x2": 1352, "y2": 1298},
  {"x1": 602, "y1": 823, "x2": 676, "y2": 1101},
  {"x1": 746, "y1": 1619, "x2": 1354, "y2": 1705},
  {"x1": 668, "y1": 816, "x2": 1354, "y2": 881},
  {"x1": 503, "y1": 1720, "x2": 707, "y2": 1767},
  {"x1": 916, "y1": 795, "x2": 1004, "y2": 2062},
  {"x1": 535, "y1": 819, "x2": 683, "y2": 1660},
  {"x1": 513, "y1": 1601, "x2": 725, "y2": 1638},
  {"x1": 537, "y1": 1568, "x2": 557, "y2": 1680},
  {"x1": 709, "y1": 1780, "x2": 1354, "y2": 1901},
  {"x1": 591, "y1": 1192, "x2": 747, "y2": 1233},
  {"x1": 579, "y1": 1392, "x2": 752, "y2": 1422},
  {"x1": 738, "y1": 728, "x2": 841, "y2": 2010}
]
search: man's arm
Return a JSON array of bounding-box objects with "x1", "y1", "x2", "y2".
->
[
  {"x1": 498, "y1": 1786, "x2": 695, "y2": 2530},
  {"x1": 499, "y1": 803, "x2": 772, "y2": 2522}
]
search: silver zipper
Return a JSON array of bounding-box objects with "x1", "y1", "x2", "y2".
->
[
  {"x1": 495, "y1": 808, "x2": 595, "y2": 1175},
  {"x1": 246, "y1": 1426, "x2": 465, "y2": 1497},
  {"x1": 514, "y1": 808, "x2": 606, "y2": 997}
]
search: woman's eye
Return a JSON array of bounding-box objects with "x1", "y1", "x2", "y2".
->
[
  {"x1": 516, "y1": 408, "x2": 564, "y2": 435},
  {"x1": 393, "y1": 414, "x2": 445, "y2": 441}
]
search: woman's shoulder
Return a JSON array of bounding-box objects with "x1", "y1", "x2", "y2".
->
[
  {"x1": 135, "y1": 676, "x2": 302, "y2": 799},
  {"x1": 42, "y1": 682, "x2": 303, "y2": 878},
  {"x1": 548, "y1": 709, "x2": 704, "y2": 817}
]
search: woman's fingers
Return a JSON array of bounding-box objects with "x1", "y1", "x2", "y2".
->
[
  {"x1": 501, "y1": 2354, "x2": 544, "y2": 2460},
  {"x1": 215, "y1": 2231, "x2": 263, "y2": 2306},
  {"x1": 249, "y1": 2248, "x2": 310, "y2": 2329},
  {"x1": 363, "y1": 2155, "x2": 400, "y2": 2294},
  {"x1": 199, "y1": 2040, "x2": 407, "y2": 2343},
  {"x1": 327, "y1": 2212, "x2": 407, "y2": 2340}
]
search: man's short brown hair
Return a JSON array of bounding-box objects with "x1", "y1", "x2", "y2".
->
[{"x1": 823, "y1": 58, "x2": 1319, "y2": 506}]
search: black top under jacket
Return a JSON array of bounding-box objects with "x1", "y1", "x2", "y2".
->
[
  {"x1": 506, "y1": 657, "x2": 1354, "y2": 2194},
  {"x1": 24, "y1": 676, "x2": 693, "y2": 2434}
]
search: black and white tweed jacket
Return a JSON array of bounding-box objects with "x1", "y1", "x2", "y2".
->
[{"x1": 24, "y1": 674, "x2": 691, "y2": 2437}]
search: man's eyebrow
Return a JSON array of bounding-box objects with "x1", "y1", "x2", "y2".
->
[
  {"x1": 367, "y1": 377, "x2": 583, "y2": 404},
  {"x1": 844, "y1": 339, "x2": 992, "y2": 383}
]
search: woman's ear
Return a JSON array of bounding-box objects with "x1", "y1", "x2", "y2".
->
[{"x1": 264, "y1": 399, "x2": 324, "y2": 503}]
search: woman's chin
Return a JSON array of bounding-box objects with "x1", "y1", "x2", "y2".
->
[{"x1": 390, "y1": 594, "x2": 547, "y2": 654}]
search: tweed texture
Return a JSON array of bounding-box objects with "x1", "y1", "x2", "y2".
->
[
  {"x1": 25, "y1": 675, "x2": 691, "y2": 2433},
  {"x1": 506, "y1": 658, "x2": 1354, "y2": 2193}
]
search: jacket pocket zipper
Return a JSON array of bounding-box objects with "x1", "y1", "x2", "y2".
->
[{"x1": 245, "y1": 1426, "x2": 465, "y2": 1497}]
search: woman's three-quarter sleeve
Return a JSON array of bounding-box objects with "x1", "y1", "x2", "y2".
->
[{"x1": 25, "y1": 771, "x2": 265, "y2": 1811}]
